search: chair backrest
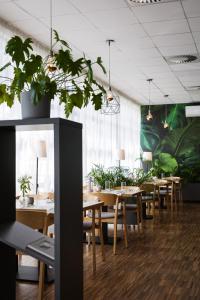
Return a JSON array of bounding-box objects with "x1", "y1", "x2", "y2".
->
[
  {"x1": 83, "y1": 193, "x2": 99, "y2": 202},
  {"x1": 47, "y1": 192, "x2": 54, "y2": 200},
  {"x1": 140, "y1": 183, "x2": 155, "y2": 193},
  {"x1": 88, "y1": 192, "x2": 118, "y2": 206},
  {"x1": 16, "y1": 209, "x2": 50, "y2": 234}
]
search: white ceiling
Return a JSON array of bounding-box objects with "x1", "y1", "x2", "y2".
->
[{"x1": 0, "y1": 0, "x2": 200, "y2": 105}]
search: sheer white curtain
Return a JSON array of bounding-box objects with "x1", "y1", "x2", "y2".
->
[{"x1": 0, "y1": 22, "x2": 141, "y2": 194}]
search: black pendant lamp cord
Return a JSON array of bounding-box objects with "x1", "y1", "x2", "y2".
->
[
  {"x1": 148, "y1": 79, "x2": 151, "y2": 111},
  {"x1": 108, "y1": 40, "x2": 111, "y2": 91},
  {"x1": 50, "y1": 0, "x2": 53, "y2": 54}
]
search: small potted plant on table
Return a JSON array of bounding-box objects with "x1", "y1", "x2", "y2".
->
[{"x1": 18, "y1": 175, "x2": 32, "y2": 206}]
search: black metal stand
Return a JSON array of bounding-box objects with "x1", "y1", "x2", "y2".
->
[
  {"x1": 0, "y1": 118, "x2": 83, "y2": 300},
  {"x1": 36, "y1": 156, "x2": 39, "y2": 194}
]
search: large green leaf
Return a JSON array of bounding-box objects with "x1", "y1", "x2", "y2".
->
[
  {"x1": 154, "y1": 153, "x2": 178, "y2": 174},
  {"x1": 6, "y1": 36, "x2": 33, "y2": 66}
]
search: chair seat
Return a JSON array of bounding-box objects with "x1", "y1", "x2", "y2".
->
[
  {"x1": 159, "y1": 190, "x2": 168, "y2": 194},
  {"x1": 142, "y1": 195, "x2": 154, "y2": 201},
  {"x1": 87, "y1": 211, "x2": 122, "y2": 219},
  {"x1": 83, "y1": 221, "x2": 92, "y2": 231},
  {"x1": 126, "y1": 204, "x2": 138, "y2": 209}
]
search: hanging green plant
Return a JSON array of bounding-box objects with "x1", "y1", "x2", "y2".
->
[{"x1": 0, "y1": 30, "x2": 106, "y2": 118}]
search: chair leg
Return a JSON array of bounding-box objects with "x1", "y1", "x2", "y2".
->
[
  {"x1": 98, "y1": 211, "x2": 105, "y2": 261},
  {"x1": 113, "y1": 218, "x2": 117, "y2": 255},
  {"x1": 122, "y1": 203, "x2": 128, "y2": 249},
  {"x1": 99, "y1": 226, "x2": 105, "y2": 261},
  {"x1": 38, "y1": 262, "x2": 45, "y2": 300},
  {"x1": 91, "y1": 211, "x2": 96, "y2": 276}
]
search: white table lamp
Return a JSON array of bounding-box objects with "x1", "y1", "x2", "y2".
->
[
  {"x1": 36, "y1": 140, "x2": 47, "y2": 194},
  {"x1": 117, "y1": 149, "x2": 125, "y2": 167},
  {"x1": 143, "y1": 151, "x2": 152, "y2": 162}
]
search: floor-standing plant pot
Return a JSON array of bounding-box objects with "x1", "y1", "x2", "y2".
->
[{"x1": 21, "y1": 91, "x2": 51, "y2": 119}]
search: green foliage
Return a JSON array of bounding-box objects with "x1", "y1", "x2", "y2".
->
[
  {"x1": 129, "y1": 168, "x2": 153, "y2": 186},
  {"x1": 0, "y1": 30, "x2": 106, "y2": 117},
  {"x1": 141, "y1": 103, "x2": 200, "y2": 183},
  {"x1": 6, "y1": 36, "x2": 33, "y2": 67},
  {"x1": 88, "y1": 165, "x2": 152, "y2": 188},
  {"x1": 153, "y1": 153, "x2": 178, "y2": 177},
  {"x1": 18, "y1": 175, "x2": 32, "y2": 197}
]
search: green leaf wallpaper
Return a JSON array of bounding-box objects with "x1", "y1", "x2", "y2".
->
[{"x1": 141, "y1": 104, "x2": 200, "y2": 183}]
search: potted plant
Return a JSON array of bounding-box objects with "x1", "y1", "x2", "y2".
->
[
  {"x1": 18, "y1": 175, "x2": 32, "y2": 206},
  {"x1": 0, "y1": 30, "x2": 106, "y2": 119}
]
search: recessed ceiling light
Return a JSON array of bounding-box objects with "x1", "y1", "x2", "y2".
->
[
  {"x1": 166, "y1": 55, "x2": 199, "y2": 65},
  {"x1": 130, "y1": 0, "x2": 161, "y2": 3},
  {"x1": 127, "y1": 0, "x2": 178, "y2": 5}
]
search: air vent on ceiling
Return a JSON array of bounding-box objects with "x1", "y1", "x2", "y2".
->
[
  {"x1": 185, "y1": 106, "x2": 200, "y2": 118},
  {"x1": 185, "y1": 86, "x2": 200, "y2": 92},
  {"x1": 127, "y1": 0, "x2": 178, "y2": 6},
  {"x1": 166, "y1": 54, "x2": 200, "y2": 65}
]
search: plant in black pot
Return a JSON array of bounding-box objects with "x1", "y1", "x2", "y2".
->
[{"x1": 0, "y1": 30, "x2": 106, "y2": 119}]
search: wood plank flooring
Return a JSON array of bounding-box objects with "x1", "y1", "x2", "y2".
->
[{"x1": 16, "y1": 203, "x2": 200, "y2": 299}]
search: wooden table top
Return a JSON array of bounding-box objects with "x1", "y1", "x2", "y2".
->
[
  {"x1": 98, "y1": 188, "x2": 143, "y2": 197},
  {"x1": 17, "y1": 199, "x2": 104, "y2": 214}
]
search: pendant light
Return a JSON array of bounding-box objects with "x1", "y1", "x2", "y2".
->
[
  {"x1": 46, "y1": 0, "x2": 57, "y2": 72},
  {"x1": 101, "y1": 39, "x2": 120, "y2": 115},
  {"x1": 163, "y1": 95, "x2": 169, "y2": 128},
  {"x1": 146, "y1": 78, "x2": 153, "y2": 121}
]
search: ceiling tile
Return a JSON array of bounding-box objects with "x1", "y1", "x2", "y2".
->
[
  {"x1": 13, "y1": 18, "x2": 49, "y2": 36},
  {"x1": 193, "y1": 31, "x2": 200, "y2": 44},
  {"x1": 188, "y1": 17, "x2": 200, "y2": 32},
  {"x1": 103, "y1": 24, "x2": 147, "y2": 41},
  {"x1": 132, "y1": 2, "x2": 185, "y2": 23},
  {"x1": 182, "y1": 0, "x2": 200, "y2": 18},
  {"x1": 152, "y1": 33, "x2": 194, "y2": 47},
  {"x1": 143, "y1": 19, "x2": 190, "y2": 36},
  {"x1": 84, "y1": 8, "x2": 138, "y2": 31},
  {"x1": 159, "y1": 44, "x2": 197, "y2": 56},
  {"x1": 71, "y1": 0, "x2": 127, "y2": 13},
  {"x1": 170, "y1": 62, "x2": 200, "y2": 72},
  {"x1": 41, "y1": 14, "x2": 94, "y2": 32},
  {"x1": 14, "y1": 0, "x2": 79, "y2": 18},
  {"x1": 0, "y1": 2, "x2": 30, "y2": 22}
]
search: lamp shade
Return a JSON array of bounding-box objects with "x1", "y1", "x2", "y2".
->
[
  {"x1": 143, "y1": 151, "x2": 152, "y2": 161},
  {"x1": 118, "y1": 149, "x2": 125, "y2": 161},
  {"x1": 36, "y1": 140, "x2": 47, "y2": 158}
]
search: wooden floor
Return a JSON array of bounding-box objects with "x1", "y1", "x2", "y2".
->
[{"x1": 16, "y1": 202, "x2": 200, "y2": 300}]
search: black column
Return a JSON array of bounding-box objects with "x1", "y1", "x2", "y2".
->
[
  {"x1": 0, "y1": 127, "x2": 16, "y2": 299},
  {"x1": 54, "y1": 120, "x2": 83, "y2": 300}
]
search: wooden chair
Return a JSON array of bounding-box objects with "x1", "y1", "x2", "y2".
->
[
  {"x1": 159, "y1": 181, "x2": 175, "y2": 210},
  {"x1": 113, "y1": 186, "x2": 143, "y2": 230},
  {"x1": 16, "y1": 209, "x2": 54, "y2": 300},
  {"x1": 83, "y1": 195, "x2": 105, "y2": 276},
  {"x1": 87, "y1": 192, "x2": 128, "y2": 255},
  {"x1": 140, "y1": 183, "x2": 158, "y2": 216}
]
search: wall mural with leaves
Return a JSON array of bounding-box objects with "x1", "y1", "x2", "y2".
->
[{"x1": 141, "y1": 104, "x2": 200, "y2": 183}]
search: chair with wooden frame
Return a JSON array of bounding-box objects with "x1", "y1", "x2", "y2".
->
[
  {"x1": 159, "y1": 181, "x2": 175, "y2": 210},
  {"x1": 87, "y1": 192, "x2": 128, "y2": 255},
  {"x1": 140, "y1": 183, "x2": 158, "y2": 216},
  {"x1": 83, "y1": 194, "x2": 105, "y2": 276},
  {"x1": 16, "y1": 209, "x2": 54, "y2": 300},
  {"x1": 113, "y1": 186, "x2": 143, "y2": 230}
]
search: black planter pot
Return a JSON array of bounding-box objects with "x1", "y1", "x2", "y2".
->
[
  {"x1": 182, "y1": 183, "x2": 200, "y2": 202},
  {"x1": 21, "y1": 91, "x2": 51, "y2": 119}
]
